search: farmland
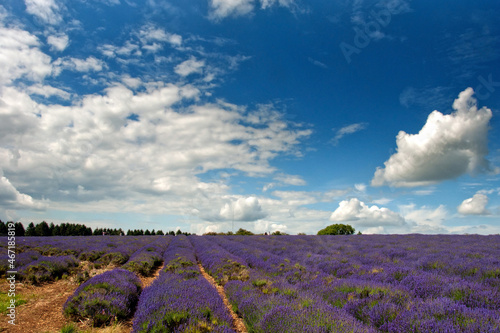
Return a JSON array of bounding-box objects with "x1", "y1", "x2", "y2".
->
[{"x1": 1, "y1": 234, "x2": 499, "y2": 332}]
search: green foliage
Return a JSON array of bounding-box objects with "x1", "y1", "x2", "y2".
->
[
  {"x1": 235, "y1": 228, "x2": 254, "y2": 235},
  {"x1": 317, "y1": 224, "x2": 355, "y2": 235},
  {"x1": 60, "y1": 323, "x2": 78, "y2": 333},
  {"x1": 0, "y1": 292, "x2": 27, "y2": 314}
]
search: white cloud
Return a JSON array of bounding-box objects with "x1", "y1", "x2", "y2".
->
[
  {"x1": 47, "y1": 33, "x2": 69, "y2": 51},
  {"x1": 53, "y1": 56, "x2": 105, "y2": 74},
  {"x1": 330, "y1": 198, "x2": 405, "y2": 226},
  {"x1": 0, "y1": 77, "x2": 311, "y2": 222},
  {"x1": 26, "y1": 84, "x2": 71, "y2": 100},
  {"x1": 139, "y1": 26, "x2": 182, "y2": 47},
  {"x1": 332, "y1": 123, "x2": 367, "y2": 145},
  {"x1": 354, "y1": 183, "x2": 366, "y2": 192},
  {"x1": 260, "y1": 0, "x2": 294, "y2": 9},
  {"x1": 401, "y1": 204, "x2": 448, "y2": 227},
  {"x1": 372, "y1": 88, "x2": 495, "y2": 187},
  {"x1": 209, "y1": 0, "x2": 255, "y2": 20},
  {"x1": 25, "y1": 0, "x2": 62, "y2": 25},
  {"x1": 458, "y1": 193, "x2": 489, "y2": 215},
  {"x1": 372, "y1": 198, "x2": 392, "y2": 205},
  {"x1": 220, "y1": 197, "x2": 267, "y2": 221},
  {"x1": 174, "y1": 57, "x2": 205, "y2": 77},
  {"x1": 0, "y1": 26, "x2": 53, "y2": 85},
  {"x1": 0, "y1": 169, "x2": 46, "y2": 210}
]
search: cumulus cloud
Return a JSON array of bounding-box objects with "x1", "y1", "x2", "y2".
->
[
  {"x1": 0, "y1": 26, "x2": 52, "y2": 85},
  {"x1": 332, "y1": 123, "x2": 367, "y2": 145},
  {"x1": 139, "y1": 26, "x2": 182, "y2": 48},
  {"x1": 330, "y1": 198, "x2": 405, "y2": 226},
  {"x1": 401, "y1": 204, "x2": 448, "y2": 227},
  {"x1": 25, "y1": 0, "x2": 62, "y2": 25},
  {"x1": 0, "y1": 170, "x2": 46, "y2": 210},
  {"x1": 220, "y1": 197, "x2": 267, "y2": 221},
  {"x1": 458, "y1": 193, "x2": 489, "y2": 215},
  {"x1": 26, "y1": 84, "x2": 71, "y2": 100},
  {"x1": 174, "y1": 57, "x2": 205, "y2": 77},
  {"x1": 372, "y1": 88, "x2": 495, "y2": 187},
  {"x1": 53, "y1": 56, "x2": 105, "y2": 74},
  {"x1": 47, "y1": 33, "x2": 69, "y2": 51}
]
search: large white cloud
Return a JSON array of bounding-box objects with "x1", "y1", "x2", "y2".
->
[
  {"x1": 330, "y1": 198, "x2": 405, "y2": 226},
  {"x1": 0, "y1": 26, "x2": 53, "y2": 85},
  {"x1": 372, "y1": 88, "x2": 494, "y2": 187},
  {"x1": 457, "y1": 193, "x2": 489, "y2": 215},
  {"x1": 25, "y1": 0, "x2": 62, "y2": 25},
  {"x1": 220, "y1": 197, "x2": 267, "y2": 221},
  {"x1": 0, "y1": 169, "x2": 46, "y2": 211}
]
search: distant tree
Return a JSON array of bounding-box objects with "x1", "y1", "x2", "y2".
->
[
  {"x1": 298, "y1": 232, "x2": 306, "y2": 235},
  {"x1": 49, "y1": 222, "x2": 55, "y2": 235},
  {"x1": 175, "y1": 229, "x2": 182, "y2": 236},
  {"x1": 35, "y1": 221, "x2": 51, "y2": 236},
  {"x1": 14, "y1": 222, "x2": 25, "y2": 236},
  {"x1": 0, "y1": 221, "x2": 7, "y2": 235},
  {"x1": 317, "y1": 224, "x2": 355, "y2": 235},
  {"x1": 156, "y1": 230, "x2": 164, "y2": 235},
  {"x1": 235, "y1": 228, "x2": 254, "y2": 235},
  {"x1": 168, "y1": 231, "x2": 175, "y2": 236},
  {"x1": 271, "y1": 231, "x2": 283, "y2": 235},
  {"x1": 357, "y1": 231, "x2": 363, "y2": 235},
  {"x1": 226, "y1": 231, "x2": 234, "y2": 235},
  {"x1": 25, "y1": 222, "x2": 36, "y2": 236}
]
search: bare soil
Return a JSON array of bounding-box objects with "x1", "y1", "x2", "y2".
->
[
  {"x1": 197, "y1": 263, "x2": 247, "y2": 333},
  {"x1": 0, "y1": 278, "x2": 79, "y2": 333},
  {"x1": 0, "y1": 263, "x2": 130, "y2": 333}
]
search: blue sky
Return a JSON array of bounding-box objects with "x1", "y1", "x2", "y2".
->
[{"x1": 0, "y1": 0, "x2": 499, "y2": 234}]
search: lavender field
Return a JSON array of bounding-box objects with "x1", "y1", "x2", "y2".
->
[{"x1": 3, "y1": 234, "x2": 500, "y2": 332}]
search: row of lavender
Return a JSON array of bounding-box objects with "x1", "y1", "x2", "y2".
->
[
  {"x1": 132, "y1": 235, "x2": 236, "y2": 332},
  {"x1": 198, "y1": 235, "x2": 500, "y2": 332},
  {"x1": 193, "y1": 235, "x2": 375, "y2": 332},
  {"x1": 0, "y1": 236, "x2": 173, "y2": 283},
  {"x1": 63, "y1": 236, "x2": 173, "y2": 326}
]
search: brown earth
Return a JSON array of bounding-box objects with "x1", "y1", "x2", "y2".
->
[
  {"x1": 197, "y1": 263, "x2": 247, "y2": 333},
  {"x1": 0, "y1": 263, "x2": 132, "y2": 333},
  {"x1": 138, "y1": 263, "x2": 163, "y2": 289},
  {"x1": 0, "y1": 278, "x2": 79, "y2": 333}
]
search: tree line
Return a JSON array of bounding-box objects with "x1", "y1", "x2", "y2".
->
[
  {"x1": 0, "y1": 221, "x2": 191, "y2": 237},
  {"x1": 0, "y1": 220, "x2": 358, "y2": 237}
]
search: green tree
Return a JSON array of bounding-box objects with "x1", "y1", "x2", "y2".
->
[
  {"x1": 35, "y1": 221, "x2": 51, "y2": 236},
  {"x1": 14, "y1": 222, "x2": 25, "y2": 236},
  {"x1": 25, "y1": 222, "x2": 36, "y2": 236},
  {"x1": 317, "y1": 223, "x2": 355, "y2": 235},
  {"x1": 235, "y1": 228, "x2": 254, "y2": 235},
  {"x1": 0, "y1": 221, "x2": 7, "y2": 235}
]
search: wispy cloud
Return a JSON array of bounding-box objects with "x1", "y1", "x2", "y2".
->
[
  {"x1": 331, "y1": 122, "x2": 367, "y2": 145},
  {"x1": 308, "y1": 57, "x2": 328, "y2": 69}
]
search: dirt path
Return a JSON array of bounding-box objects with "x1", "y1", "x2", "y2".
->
[
  {"x1": 197, "y1": 263, "x2": 247, "y2": 333},
  {"x1": 138, "y1": 263, "x2": 164, "y2": 289},
  {"x1": 0, "y1": 279, "x2": 78, "y2": 333},
  {"x1": 0, "y1": 263, "x2": 130, "y2": 333}
]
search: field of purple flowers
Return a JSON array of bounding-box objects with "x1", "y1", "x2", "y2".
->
[{"x1": 2, "y1": 234, "x2": 499, "y2": 332}]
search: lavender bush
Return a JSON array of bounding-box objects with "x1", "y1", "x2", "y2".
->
[
  {"x1": 63, "y1": 268, "x2": 141, "y2": 326},
  {"x1": 18, "y1": 255, "x2": 79, "y2": 284}
]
